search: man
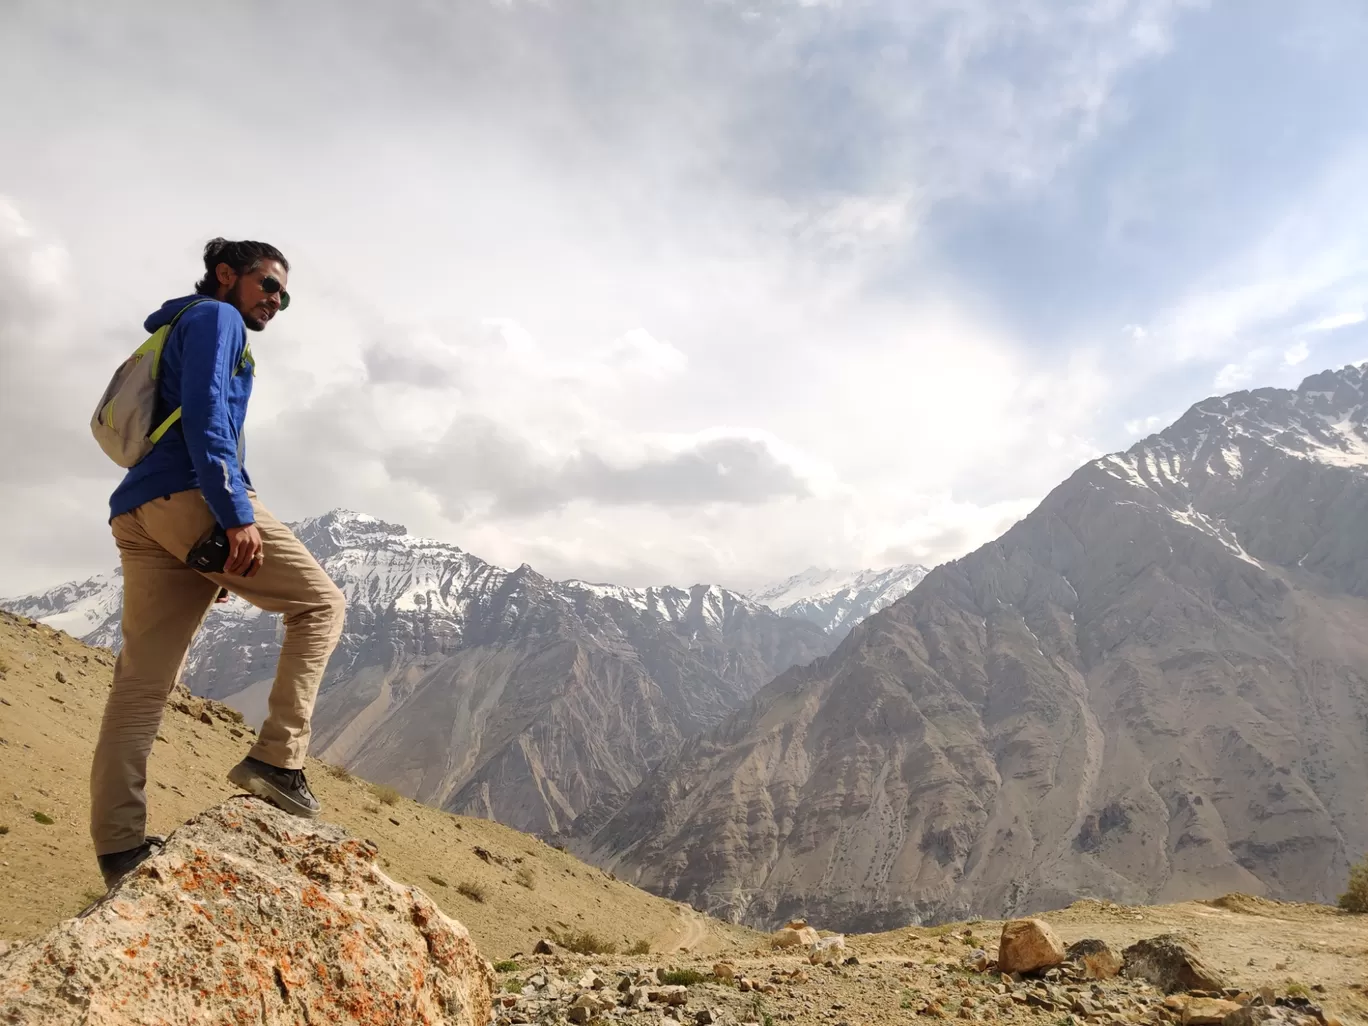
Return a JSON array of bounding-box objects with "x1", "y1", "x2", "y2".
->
[{"x1": 92, "y1": 238, "x2": 347, "y2": 889}]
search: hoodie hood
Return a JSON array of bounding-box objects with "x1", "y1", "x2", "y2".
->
[{"x1": 144, "y1": 294, "x2": 212, "y2": 333}]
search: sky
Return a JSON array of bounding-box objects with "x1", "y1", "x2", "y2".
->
[{"x1": 3, "y1": 0, "x2": 1368, "y2": 595}]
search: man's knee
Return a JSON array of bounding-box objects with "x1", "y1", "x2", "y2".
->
[{"x1": 321, "y1": 583, "x2": 347, "y2": 633}]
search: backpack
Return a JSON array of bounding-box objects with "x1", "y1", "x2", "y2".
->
[{"x1": 90, "y1": 299, "x2": 252, "y2": 467}]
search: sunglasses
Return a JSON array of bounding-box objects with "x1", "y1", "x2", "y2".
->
[{"x1": 260, "y1": 274, "x2": 291, "y2": 310}]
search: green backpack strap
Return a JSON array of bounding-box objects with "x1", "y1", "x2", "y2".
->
[{"x1": 147, "y1": 300, "x2": 252, "y2": 444}]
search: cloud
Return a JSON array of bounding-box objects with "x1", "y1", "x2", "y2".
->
[
  {"x1": 1307, "y1": 311, "x2": 1366, "y2": 333},
  {"x1": 387, "y1": 418, "x2": 812, "y2": 519},
  {"x1": 1124, "y1": 413, "x2": 1171, "y2": 437},
  {"x1": 1125, "y1": 151, "x2": 1368, "y2": 372},
  {"x1": 1284, "y1": 340, "x2": 1311, "y2": 366},
  {"x1": 599, "y1": 329, "x2": 688, "y2": 381},
  {"x1": 20, "y1": 0, "x2": 1362, "y2": 598}
]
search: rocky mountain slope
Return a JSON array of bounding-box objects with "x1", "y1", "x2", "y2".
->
[
  {"x1": 1, "y1": 512, "x2": 835, "y2": 835},
  {"x1": 750, "y1": 565, "x2": 931, "y2": 636},
  {"x1": 0, "y1": 609, "x2": 755, "y2": 959},
  {"x1": 586, "y1": 364, "x2": 1368, "y2": 933}
]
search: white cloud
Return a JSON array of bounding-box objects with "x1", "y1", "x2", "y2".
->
[
  {"x1": 1213, "y1": 348, "x2": 1271, "y2": 391},
  {"x1": 0, "y1": 0, "x2": 1241, "y2": 594},
  {"x1": 1284, "y1": 340, "x2": 1311, "y2": 366},
  {"x1": 1306, "y1": 311, "x2": 1366, "y2": 332},
  {"x1": 598, "y1": 329, "x2": 688, "y2": 381},
  {"x1": 1124, "y1": 413, "x2": 1171, "y2": 436},
  {"x1": 1128, "y1": 151, "x2": 1368, "y2": 369}
]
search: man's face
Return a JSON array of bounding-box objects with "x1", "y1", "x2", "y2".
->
[{"x1": 223, "y1": 259, "x2": 289, "y2": 332}]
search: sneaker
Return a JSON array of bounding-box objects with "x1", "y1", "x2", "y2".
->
[
  {"x1": 227, "y1": 756, "x2": 322, "y2": 819},
  {"x1": 97, "y1": 835, "x2": 165, "y2": 890}
]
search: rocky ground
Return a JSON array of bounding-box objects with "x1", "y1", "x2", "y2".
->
[{"x1": 482, "y1": 915, "x2": 1363, "y2": 1026}]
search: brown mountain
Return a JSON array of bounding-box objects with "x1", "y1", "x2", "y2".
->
[{"x1": 585, "y1": 364, "x2": 1368, "y2": 932}]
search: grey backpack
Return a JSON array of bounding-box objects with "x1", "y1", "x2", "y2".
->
[{"x1": 91, "y1": 300, "x2": 252, "y2": 467}]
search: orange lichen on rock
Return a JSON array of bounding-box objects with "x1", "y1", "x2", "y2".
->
[{"x1": 0, "y1": 798, "x2": 494, "y2": 1025}]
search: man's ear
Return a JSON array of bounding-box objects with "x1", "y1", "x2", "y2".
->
[{"x1": 215, "y1": 262, "x2": 236, "y2": 288}]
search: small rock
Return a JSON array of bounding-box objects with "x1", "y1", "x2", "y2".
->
[
  {"x1": 772, "y1": 923, "x2": 820, "y2": 948},
  {"x1": 54, "y1": 671, "x2": 66, "y2": 684},
  {"x1": 961, "y1": 949, "x2": 990, "y2": 973},
  {"x1": 1122, "y1": 935, "x2": 1228, "y2": 994},
  {"x1": 648, "y1": 985, "x2": 689, "y2": 1007},
  {"x1": 389, "y1": 817, "x2": 401, "y2": 826},
  {"x1": 533, "y1": 938, "x2": 555, "y2": 955},
  {"x1": 1221, "y1": 1008, "x2": 1277, "y2": 1026},
  {"x1": 998, "y1": 919, "x2": 1067, "y2": 975},
  {"x1": 696, "y1": 1010, "x2": 716, "y2": 1025},
  {"x1": 1180, "y1": 997, "x2": 1242, "y2": 1024},
  {"x1": 1067, "y1": 939, "x2": 1122, "y2": 980},
  {"x1": 713, "y1": 962, "x2": 737, "y2": 981}
]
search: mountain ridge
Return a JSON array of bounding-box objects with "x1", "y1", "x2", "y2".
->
[
  {"x1": 2, "y1": 510, "x2": 837, "y2": 837},
  {"x1": 748, "y1": 564, "x2": 932, "y2": 635},
  {"x1": 583, "y1": 363, "x2": 1368, "y2": 932}
]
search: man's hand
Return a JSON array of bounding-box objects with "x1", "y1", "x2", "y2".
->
[{"x1": 225, "y1": 524, "x2": 264, "y2": 577}]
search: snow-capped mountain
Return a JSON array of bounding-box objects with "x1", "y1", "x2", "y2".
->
[
  {"x1": 1, "y1": 510, "x2": 835, "y2": 835},
  {"x1": 4, "y1": 570, "x2": 124, "y2": 649},
  {"x1": 750, "y1": 564, "x2": 931, "y2": 635},
  {"x1": 587, "y1": 363, "x2": 1368, "y2": 931}
]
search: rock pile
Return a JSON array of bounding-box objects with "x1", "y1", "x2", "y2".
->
[
  {"x1": 485, "y1": 921, "x2": 1345, "y2": 1026},
  {"x1": 0, "y1": 797, "x2": 495, "y2": 1025}
]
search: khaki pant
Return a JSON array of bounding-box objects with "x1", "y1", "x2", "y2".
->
[{"x1": 90, "y1": 490, "x2": 346, "y2": 856}]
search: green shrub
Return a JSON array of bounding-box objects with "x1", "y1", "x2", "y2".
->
[
  {"x1": 548, "y1": 929, "x2": 617, "y2": 955},
  {"x1": 503, "y1": 978, "x2": 523, "y2": 994},
  {"x1": 515, "y1": 865, "x2": 536, "y2": 890},
  {"x1": 1285, "y1": 981, "x2": 1311, "y2": 1000},
  {"x1": 371, "y1": 783, "x2": 402, "y2": 806},
  {"x1": 1339, "y1": 855, "x2": 1368, "y2": 912},
  {"x1": 457, "y1": 881, "x2": 486, "y2": 903},
  {"x1": 33, "y1": 812, "x2": 54, "y2": 825},
  {"x1": 627, "y1": 939, "x2": 651, "y2": 955},
  {"x1": 326, "y1": 763, "x2": 353, "y2": 782},
  {"x1": 493, "y1": 960, "x2": 520, "y2": 973},
  {"x1": 661, "y1": 969, "x2": 706, "y2": 986}
]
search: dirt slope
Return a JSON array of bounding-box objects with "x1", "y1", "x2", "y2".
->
[{"x1": 0, "y1": 610, "x2": 756, "y2": 959}]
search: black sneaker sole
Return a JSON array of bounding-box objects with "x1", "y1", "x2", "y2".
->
[
  {"x1": 98, "y1": 836, "x2": 166, "y2": 890},
  {"x1": 227, "y1": 759, "x2": 322, "y2": 819}
]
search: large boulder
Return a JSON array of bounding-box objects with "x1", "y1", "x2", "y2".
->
[
  {"x1": 0, "y1": 797, "x2": 495, "y2": 1025},
  {"x1": 1122, "y1": 934, "x2": 1228, "y2": 994},
  {"x1": 1066, "y1": 938, "x2": 1122, "y2": 980},
  {"x1": 771, "y1": 920, "x2": 820, "y2": 949},
  {"x1": 998, "y1": 918, "x2": 1067, "y2": 975}
]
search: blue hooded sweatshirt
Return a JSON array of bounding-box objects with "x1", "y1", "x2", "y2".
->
[{"x1": 109, "y1": 296, "x2": 256, "y2": 528}]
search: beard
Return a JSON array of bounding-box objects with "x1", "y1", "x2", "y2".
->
[{"x1": 227, "y1": 279, "x2": 270, "y2": 332}]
